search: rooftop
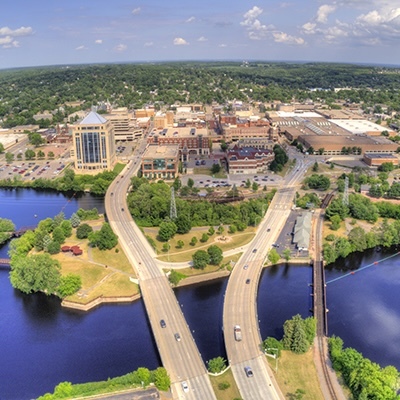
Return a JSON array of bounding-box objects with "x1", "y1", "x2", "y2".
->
[
  {"x1": 79, "y1": 111, "x2": 107, "y2": 125},
  {"x1": 143, "y1": 144, "x2": 180, "y2": 158}
]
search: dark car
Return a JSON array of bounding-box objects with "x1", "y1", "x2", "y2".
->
[
  {"x1": 160, "y1": 319, "x2": 166, "y2": 328},
  {"x1": 252, "y1": 249, "x2": 257, "y2": 253},
  {"x1": 246, "y1": 279, "x2": 250, "y2": 284},
  {"x1": 244, "y1": 366, "x2": 253, "y2": 377},
  {"x1": 174, "y1": 333, "x2": 181, "y2": 342}
]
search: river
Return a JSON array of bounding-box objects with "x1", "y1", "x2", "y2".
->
[{"x1": 0, "y1": 188, "x2": 399, "y2": 399}]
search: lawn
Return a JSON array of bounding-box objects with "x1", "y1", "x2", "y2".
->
[
  {"x1": 210, "y1": 369, "x2": 242, "y2": 400},
  {"x1": 193, "y1": 167, "x2": 227, "y2": 178},
  {"x1": 52, "y1": 223, "x2": 139, "y2": 304},
  {"x1": 272, "y1": 350, "x2": 324, "y2": 400},
  {"x1": 147, "y1": 227, "x2": 256, "y2": 263}
]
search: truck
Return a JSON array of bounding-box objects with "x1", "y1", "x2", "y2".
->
[{"x1": 234, "y1": 325, "x2": 242, "y2": 341}]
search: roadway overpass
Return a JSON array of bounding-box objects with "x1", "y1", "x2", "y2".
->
[
  {"x1": 223, "y1": 153, "x2": 314, "y2": 400},
  {"x1": 105, "y1": 142, "x2": 216, "y2": 400}
]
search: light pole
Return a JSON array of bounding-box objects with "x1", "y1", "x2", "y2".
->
[{"x1": 265, "y1": 347, "x2": 279, "y2": 373}]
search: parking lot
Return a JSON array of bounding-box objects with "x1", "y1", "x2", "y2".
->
[{"x1": 0, "y1": 160, "x2": 67, "y2": 181}]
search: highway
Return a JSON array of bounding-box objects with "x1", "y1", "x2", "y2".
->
[
  {"x1": 223, "y1": 150, "x2": 314, "y2": 400},
  {"x1": 105, "y1": 141, "x2": 216, "y2": 400}
]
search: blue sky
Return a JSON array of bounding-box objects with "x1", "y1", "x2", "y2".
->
[{"x1": 1, "y1": 0, "x2": 400, "y2": 69}]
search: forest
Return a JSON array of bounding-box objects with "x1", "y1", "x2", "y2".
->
[{"x1": 1, "y1": 62, "x2": 400, "y2": 128}]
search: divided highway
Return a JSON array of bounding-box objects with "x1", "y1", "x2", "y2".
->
[
  {"x1": 223, "y1": 154, "x2": 313, "y2": 400},
  {"x1": 105, "y1": 154, "x2": 216, "y2": 400}
]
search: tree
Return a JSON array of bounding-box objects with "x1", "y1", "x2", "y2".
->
[
  {"x1": 0, "y1": 142, "x2": 4, "y2": 153},
  {"x1": 268, "y1": 248, "x2": 280, "y2": 264},
  {"x1": 208, "y1": 226, "x2": 215, "y2": 236},
  {"x1": 47, "y1": 151, "x2": 55, "y2": 159},
  {"x1": 176, "y1": 240, "x2": 184, "y2": 249},
  {"x1": 88, "y1": 222, "x2": 118, "y2": 250},
  {"x1": 330, "y1": 215, "x2": 342, "y2": 231},
  {"x1": 25, "y1": 149, "x2": 36, "y2": 160},
  {"x1": 153, "y1": 367, "x2": 170, "y2": 391},
  {"x1": 76, "y1": 223, "x2": 93, "y2": 239},
  {"x1": 175, "y1": 214, "x2": 191, "y2": 234},
  {"x1": 37, "y1": 150, "x2": 45, "y2": 159},
  {"x1": 5, "y1": 152, "x2": 14, "y2": 163},
  {"x1": 162, "y1": 242, "x2": 170, "y2": 252},
  {"x1": 58, "y1": 274, "x2": 81, "y2": 297},
  {"x1": 200, "y1": 233, "x2": 209, "y2": 243},
  {"x1": 60, "y1": 220, "x2": 72, "y2": 238},
  {"x1": 217, "y1": 225, "x2": 225, "y2": 235},
  {"x1": 312, "y1": 162, "x2": 319, "y2": 172},
  {"x1": 192, "y1": 250, "x2": 210, "y2": 269},
  {"x1": 70, "y1": 212, "x2": 81, "y2": 228},
  {"x1": 207, "y1": 245, "x2": 223, "y2": 265},
  {"x1": 211, "y1": 163, "x2": 221, "y2": 174},
  {"x1": 158, "y1": 220, "x2": 178, "y2": 241},
  {"x1": 10, "y1": 253, "x2": 61, "y2": 295},
  {"x1": 187, "y1": 178, "x2": 194, "y2": 188},
  {"x1": 28, "y1": 132, "x2": 45, "y2": 146},
  {"x1": 220, "y1": 140, "x2": 228, "y2": 152},
  {"x1": 252, "y1": 181, "x2": 259, "y2": 191},
  {"x1": 172, "y1": 177, "x2": 181, "y2": 191},
  {"x1": 52, "y1": 226, "x2": 65, "y2": 244},
  {"x1": 207, "y1": 357, "x2": 227, "y2": 373},
  {"x1": 168, "y1": 269, "x2": 185, "y2": 286},
  {"x1": 135, "y1": 367, "x2": 151, "y2": 387},
  {"x1": 262, "y1": 337, "x2": 283, "y2": 356},
  {"x1": 245, "y1": 179, "x2": 251, "y2": 188},
  {"x1": 283, "y1": 314, "x2": 310, "y2": 354},
  {"x1": 283, "y1": 248, "x2": 291, "y2": 261},
  {"x1": 190, "y1": 236, "x2": 198, "y2": 246},
  {"x1": 47, "y1": 240, "x2": 61, "y2": 254}
]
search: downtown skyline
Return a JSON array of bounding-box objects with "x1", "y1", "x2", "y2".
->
[{"x1": 0, "y1": 0, "x2": 400, "y2": 70}]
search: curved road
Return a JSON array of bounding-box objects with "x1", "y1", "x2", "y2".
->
[
  {"x1": 223, "y1": 151, "x2": 314, "y2": 399},
  {"x1": 105, "y1": 147, "x2": 216, "y2": 400}
]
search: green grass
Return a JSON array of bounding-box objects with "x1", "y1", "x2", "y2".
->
[
  {"x1": 113, "y1": 162, "x2": 126, "y2": 174},
  {"x1": 210, "y1": 369, "x2": 242, "y2": 400},
  {"x1": 192, "y1": 167, "x2": 227, "y2": 178}
]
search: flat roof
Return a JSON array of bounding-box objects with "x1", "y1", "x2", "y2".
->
[
  {"x1": 143, "y1": 144, "x2": 180, "y2": 158},
  {"x1": 330, "y1": 119, "x2": 394, "y2": 134},
  {"x1": 364, "y1": 153, "x2": 398, "y2": 159},
  {"x1": 150, "y1": 127, "x2": 208, "y2": 138}
]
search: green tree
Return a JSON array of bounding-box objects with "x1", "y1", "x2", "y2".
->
[
  {"x1": 28, "y1": 132, "x2": 45, "y2": 146},
  {"x1": 58, "y1": 274, "x2": 82, "y2": 297},
  {"x1": 70, "y1": 212, "x2": 81, "y2": 228},
  {"x1": 200, "y1": 233, "x2": 209, "y2": 243},
  {"x1": 211, "y1": 163, "x2": 221, "y2": 174},
  {"x1": 37, "y1": 150, "x2": 45, "y2": 159},
  {"x1": 135, "y1": 367, "x2": 151, "y2": 386},
  {"x1": 187, "y1": 178, "x2": 194, "y2": 188},
  {"x1": 25, "y1": 149, "x2": 36, "y2": 160},
  {"x1": 88, "y1": 223, "x2": 118, "y2": 250},
  {"x1": 220, "y1": 140, "x2": 228, "y2": 152},
  {"x1": 208, "y1": 226, "x2": 215, "y2": 236},
  {"x1": 76, "y1": 223, "x2": 93, "y2": 239},
  {"x1": 47, "y1": 240, "x2": 61, "y2": 255},
  {"x1": 283, "y1": 248, "x2": 291, "y2": 261},
  {"x1": 268, "y1": 248, "x2": 280, "y2": 264},
  {"x1": 153, "y1": 367, "x2": 170, "y2": 391},
  {"x1": 10, "y1": 253, "x2": 61, "y2": 295},
  {"x1": 162, "y1": 242, "x2": 170, "y2": 252},
  {"x1": 158, "y1": 220, "x2": 178, "y2": 241},
  {"x1": 47, "y1": 151, "x2": 55, "y2": 159},
  {"x1": 0, "y1": 142, "x2": 4, "y2": 153},
  {"x1": 175, "y1": 214, "x2": 191, "y2": 234},
  {"x1": 192, "y1": 250, "x2": 210, "y2": 269},
  {"x1": 176, "y1": 240, "x2": 184, "y2": 249},
  {"x1": 217, "y1": 225, "x2": 225, "y2": 235},
  {"x1": 5, "y1": 152, "x2": 14, "y2": 163},
  {"x1": 60, "y1": 220, "x2": 72, "y2": 238},
  {"x1": 168, "y1": 269, "x2": 185, "y2": 286},
  {"x1": 207, "y1": 245, "x2": 223, "y2": 265},
  {"x1": 252, "y1": 181, "x2": 259, "y2": 191},
  {"x1": 245, "y1": 179, "x2": 251, "y2": 188},
  {"x1": 52, "y1": 226, "x2": 65, "y2": 244},
  {"x1": 330, "y1": 214, "x2": 342, "y2": 231},
  {"x1": 207, "y1": 357, "x2": 227, "y2": 373},
  {"x1": 312, "y1": 162, "x2": 319, "y2": 172},
  {"x1": 262, "y1": 336, "x2": 283, "y2": 356},
  {"x1": 190, "y1": 236, "x2": 198, "y2": 246}
]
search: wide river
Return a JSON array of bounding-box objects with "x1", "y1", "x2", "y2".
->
[{"x1": 0, "y1": 188, "x2": 399, "y2": 399}]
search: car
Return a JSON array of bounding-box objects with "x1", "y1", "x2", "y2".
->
[
  {"x1": 160, "y1": 319, "x2": 166, "y2": 328},
  {"x1": 111, "y1": 192, "x2": 114, "y2": 196},
  {"x1": 174, "y1": 333, "x2": 181, "y2": 341},
  {"x1": 244, "y1": 366, "x2": 254, "y2": 377},
  {"x1": 195, "y1": 161, "x2": 200, "y2": 166},
  {"x1": 243, "y1": 264, "x2": 248, "y2": 270},
  {"x1": 182, "y1": 381, "x2": 189, "y2": 393},
  {"x1": 201, "y1": 160, "x2": 206, "y2": 165},
  {"x1": 246, "y1": 279, "x2": 251, "y2": 284},
  {"x1": 121, "y1": 208, "x2": 124, "y2": 212},
  {"x1": 267, "y1": 228, "x2": 271, "y2": 232},
  {"x1": 252, "y1": 249, "x2": 257, "y2": 253}
]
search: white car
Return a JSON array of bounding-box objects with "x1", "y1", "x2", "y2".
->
[{"x1": 182, "y1": 381, "x2": 189, "y2": 393}]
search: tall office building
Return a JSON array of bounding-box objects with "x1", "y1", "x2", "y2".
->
[{"x1": 71, "y1": 110, "x2": 116, "y2": 172}]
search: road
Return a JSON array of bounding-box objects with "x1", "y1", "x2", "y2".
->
[
  {"x1": 223, "y1": 150, "x2": 314, "y2": 400},
  {"x1": 105, "y1": 141, "x2": 216, "y2": 400}
]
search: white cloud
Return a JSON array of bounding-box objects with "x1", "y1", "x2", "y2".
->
[
  {"x1": 186, "y1": 16, "x2": 195, "y2": 23},
  {"x1": 144, "y1": 42, "x2": 154, "y2": 47},
  {"x1": 273, "y1": 32, "x2": 305, "y2": 45},
  {"x1": 198, "y1": 36, "x2": 208, "y2": 42},
  {"x1": 75, "y1": 45, "x2": 87, "y2": 51},
  {"x1": 114, "y1": 43, "x2": 127, "y2": 52},
  {"x1": 173, "y1": 37, "x2": 189, "y2": 45},
  {"x1": 240, "y1": 6, "x2": 272, "y2": 40},
  {"x1": 218, "y1": 43, "x2": 227, "y2": 47},
  {"x1": 95, "y1": 39, "x2": 103, "y2": 44},
  {"x1": 132, "y1": 7, "x2": 141, "y2": 15},
  {"x1": 0, "y1": 26, "x2": 33, "y2": 37},
  {"x1": 0, "y1": 36, "x2": 13, "y2": 45},
  {"x1": 316, "y1": 5, "x2": 336, "y2": 24},
  {"x1": 302, "y1": 22, "x2": 317, "y2": 34}
]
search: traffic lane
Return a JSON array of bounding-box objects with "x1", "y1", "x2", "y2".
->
[{"x1": 91, "y1": 387, "x2": 160, "y2": 399}]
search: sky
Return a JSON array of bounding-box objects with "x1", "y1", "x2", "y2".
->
[{"x1": 1, "y1": 0, "x2": 400, "y2": 69}]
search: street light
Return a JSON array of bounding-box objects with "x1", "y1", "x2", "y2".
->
[{"x1": 265, "y1": 347, "x2": 279, "y2": 373}]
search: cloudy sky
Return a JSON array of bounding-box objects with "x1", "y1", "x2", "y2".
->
[{"x1": 1, "y1": 0, "x2": 399, "y2": 69}]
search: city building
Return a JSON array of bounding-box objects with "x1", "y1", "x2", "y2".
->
[
  {"x1": 141, "y1": 144, "x2": 180, "y2": 179},
  {"x1": 104, "y1": 107, "x2": 143, "y2": 141},
  {"x1": 363, "y1": 153, "x2": 399, "y2": 167},
  {"x1": 147, "y1": 127, "x2": 210, "y2": 160},
  {"x1": 225, "y1": 146, "x2": 274, "y2": 174},
  {"x1": 71, "y1": 110, "x2": 116, "y2": 172}
]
